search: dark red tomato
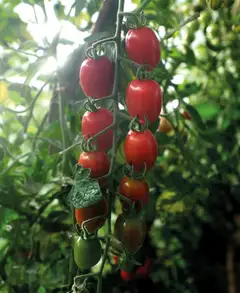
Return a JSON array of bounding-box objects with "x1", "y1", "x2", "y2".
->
[
  {"x1": 120, "y1": 270, "x2": 135, "y2": 282},
  {"x1": 78, "y1": 151, "x2": 110, "y2": 186},
  {"x1": 120, "y1": 176, "x2": 149, "y2": 205},
  {"x1": 114, "y1": 214, "x2": 147, "y2": 253},
  {"x1": 75, "y1": 199, "x2": 108, "y2": 234},
  {"x1": 82, "y1": 108, "x2": 113, "y2": 151},
  {"x1": 126, "y1": 80, "x2": 162, "y2": 124},
  {"x1": 125, "y1": 27, "x2": 161, "y2": 68},
  {"x1": 124, "y1": 129, "x2": 158, "y2": 172},
  {"x1": 79, "y1": 56, "x2": 114, "y2": 98},
  {"x1": 135, "y1": 257, "x2": 152, "y2": 279}
]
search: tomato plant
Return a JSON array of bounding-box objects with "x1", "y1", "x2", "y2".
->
[
  {"x1": 124, "y1": 129, "x2": 158, "y2": 172},
  {"x1": 75, "y1": 199, "x2": 108, "y2": 233},
  {"x1": 79, "y1": 56, "x2": 114, "y2": 98},
  {"x1": 114, "y1": 214, "x2": 147, "y2": 253},
  {"x1": 74, "y1": 236, "x2": 102, "y2": 269},
  {"x1": 126, "y1": 79, "x2": 162, "y2": 123},
  {"x1": 125, "y1": 27, "x2": 161, "y2": 68},
  {"x1": 119, "y1": 176, "x2": 149, "y2": 205},
  {"x1": 78, "y1": 151, "x2": 110, "y2": 186},
  {"x1": 82, "y1": 108, "x2": 113, "y2": 151}
]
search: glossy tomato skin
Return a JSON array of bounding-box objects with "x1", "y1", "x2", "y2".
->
[
  {"x1": 120, "y1": 176, "x2": 149, "y2": 205},
  {"x1": 125, "y1": 27, "x2": 160, "y2": 68},
  {"x1": 82, "y1": 108, "x2": 113, "y2": 151},
  {"x1": 126, "y1": 80, "x2": 162, "y2": 124},
  {"x1": 78, "y1": 151, "x2": 110, "y2": 186},
  {"x1": 79, "y1": 56, "x2": 114, "y2": 98},
  {"x1": 75, "y1": 199, "x2": 108, "y2": 233},
  {"x1": 74, "y1": 236, "x2": 101, "y2": 269},
  {"x1": 124, "y1": 129, "x2": 158, "y2": 172},
  {"x1": 114, "y1": 214, "x2": 147, "y2": 253}
]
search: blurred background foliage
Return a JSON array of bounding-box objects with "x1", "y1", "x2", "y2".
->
[{"x1": 0, "y1": 0, "x2": 240, "y2": 292}]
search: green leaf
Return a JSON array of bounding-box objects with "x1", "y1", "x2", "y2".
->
[
  {"x1": 37, "y1": 287, "x2": 46, "y2": 293},
  {"x1": 68, "y1": 167, "x2": 102, "y2": 208},
  {"x1": 194, "y1": 102, "x2": 220, "y2": 119},
  {"x1": 184, "y1": 103, "x2": 206, "y2": 130},
  {"x1": 155, "y1": 132, "x2": 174, "y2": 145},
  {"x1": 75, "y1": 0, "x2": 86, "y2": 16},
  {"x1": 149, "y1": 119, "x2": 160, "y2": 133},
  {"x1": 24, "y1": 57, "x2": 47, "y2": 85}
]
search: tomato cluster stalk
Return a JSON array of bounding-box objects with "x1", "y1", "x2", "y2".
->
[{"x1": 70, "y1": 0, "x2": 163, "y2": 291}]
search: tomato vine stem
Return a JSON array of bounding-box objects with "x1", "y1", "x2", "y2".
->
[{"x1": 163, "y1": 12, "x2": 200, "y2": 40}]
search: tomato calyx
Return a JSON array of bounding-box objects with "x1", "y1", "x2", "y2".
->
[
  {"x1": 84, "y1": 99, "x2": 98, "y2": 113},
  {"x1": 129, "y1": 115, "x2": 148, "y2": 132},
  {"x1": 123, "y1": 161, "x2": 147, "y2": 180},
  {"x1": 85, "y1": 45, "x2": 107, "y2": 60},
  {"x1": 136, "y1": 65, "x2": 153, "y2": 79},
  {"x1": 125, "y1": 11, "x2": 147, "y2": 29}
]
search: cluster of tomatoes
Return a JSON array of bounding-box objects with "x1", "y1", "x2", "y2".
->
[{"x1": 73, "y1": 22, "x2": 161, "y2": 280}]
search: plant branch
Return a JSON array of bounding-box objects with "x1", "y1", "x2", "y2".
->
[{"x1": 163, "y1": 12, "x2": 200, "y2": 40}]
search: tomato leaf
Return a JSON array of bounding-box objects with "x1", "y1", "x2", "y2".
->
[
  {"x1": 75, "y1": 0, "x2": 86, "y2": 16},
  {"x1": 68, "y1": 167, "x2": 102, "y2": 208},
  {"x1": 184, "y1": 103, "x2": 206, "y2": 130}
]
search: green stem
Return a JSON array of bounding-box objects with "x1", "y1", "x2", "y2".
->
[
  {"x1": 163, "y1": 12, "x2": 200, "y2": 40},
  {"x1": 58, "y1": 85, "x2": 69, "y2": 175}
]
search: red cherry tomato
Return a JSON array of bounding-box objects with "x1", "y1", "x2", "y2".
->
[
  {"x1": 126, "y1": 80, "x2": 162, "y2": 124},
  {"x1": 120, "y1": 176, "x2": 149, "y2": 205},
  {"x1": 82, "y1": 108, "x2": 113, "y2": 151},
  {"x1": 124, "y1": 129, "x2": 158, "y2": 172},
  {"x1": 79, "y1": 56, "x2": 114, "y2": 98},
  {"x1": 125, "y1": 27, "x2": 161, "y2": 68},
  {"x1": 113, "y1": 255, "x2": 119, "y2": 264},
  {"x1": 78, "y1": 151, "x2": 110, "y2": 186},
  {"x1": 135, "y1": 257, "x2": 152, "y2": 279},
  {"x1": 114, "y1": 214, "x2": 147, "y2": 253},
  {"x1": 75, "y1": 199, "x2": 108, "y2": 233},
  {"x1": 120, "y1": 270, "x2": 135, "y2": 282}
]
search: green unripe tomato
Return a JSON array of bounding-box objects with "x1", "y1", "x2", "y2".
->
[{"x1": 74, "y1": 236, "x2": 102, "y2": 269}]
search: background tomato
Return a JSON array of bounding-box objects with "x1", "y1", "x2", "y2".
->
[
  {"x1": 120, "y1": 270, "x2": 135, "y2": 282},
  {"x1": 114, "y1": 214, "x2": 147, "y2": 253},
  {"x1": 75, "y1": 199, "x2": 108, "y2": 233},
  {"x1": 125, "y1": 27, "x2": 161, "y2": 68},
  {"x1": 74, "y1": 236, "x2": 101, "y2": 269},
  {"x1": 82, "y1": 108, "x2": 113, "y2": 151},
  {"x1": 158, "y1": 117, "x2": 173, "y2": 133},
  {"x1": 79, "y1": 56, "x2": 114, "y2": 98},
  {"x1": 126, "y1": 80, "x2": 162, "y2": 123},
  {"x1": 120, "y1": 176, "x2": 149, "y2": 204},
  {"x1": 78, "y1": 151, "x2": 110, "y2": 186},
  {"x1": 135, "y1": 257, "x2": 152, "y2": 279},
  {"x1": 180, "y1": 110, "x2": 192, "y2": 120},
  {"x1": 124, "y1": 129, "x2": 158, "y2": 172}
]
